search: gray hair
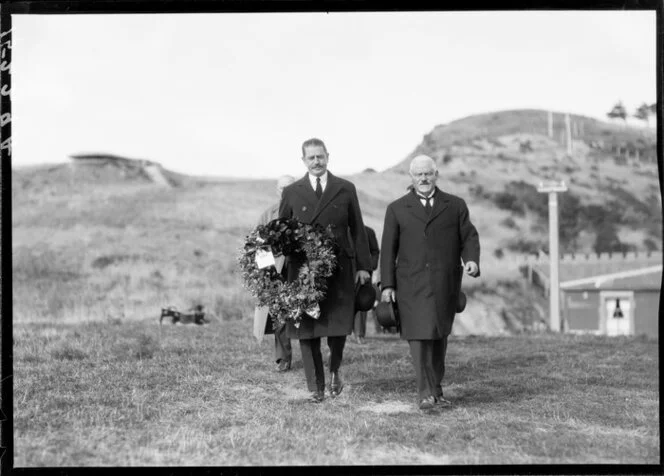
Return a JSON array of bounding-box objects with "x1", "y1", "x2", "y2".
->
[{"x1": 409, "y1": 154, "x2": 437, "y2": 174}]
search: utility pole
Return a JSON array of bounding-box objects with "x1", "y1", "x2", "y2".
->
[
  {"x1": 537, "y1": 180, "x2": 568, "y2": 332},
  {"x1": 565, "y1": 113, "x2": 573, "y2": 155}
]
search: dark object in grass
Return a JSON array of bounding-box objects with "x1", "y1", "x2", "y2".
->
[{"x1": 160, "y1": 305, "x2": 209, "y2": 325}]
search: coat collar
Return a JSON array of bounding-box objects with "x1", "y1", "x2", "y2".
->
[
  {"x1": 292, "y1": 171, "x2": 344, "y2": 222},
  {"x1": 404, "y1": 187, "x2": 450, "y2": 225}
]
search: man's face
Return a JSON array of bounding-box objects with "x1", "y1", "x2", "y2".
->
[
  {"x1": 302, "y1": 145, "x2": 329, "y2": 177},
  {"x1": 410, "y1": 161, "x2": 438, "y2": 195}
]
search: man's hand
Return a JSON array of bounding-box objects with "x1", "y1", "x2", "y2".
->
[
  {"x1": 381, "y1": 287, "x2": 396, "y2": 303},
  {"x1": 371, "y1": 270, "x2": 380, "y2": 286},
  {"x1": 355, "y1": 270, "x2": 370, "y2": 285},
  {"x1": 464, "y1": 261, "x2": 479, "y2": 277}
]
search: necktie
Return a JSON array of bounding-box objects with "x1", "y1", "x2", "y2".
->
[
  {"x1": 424, "y1": 197, "x2": 432, "y2": 214},
  {"x1": 315, "y1": 177, "x2": 323, "y2": 200}
]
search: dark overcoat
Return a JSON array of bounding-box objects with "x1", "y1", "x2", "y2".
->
[
  {"x1": 380, "y1": 188, "x2": 480, "y2": 339},
  {"x1": 279, "y1": 172, "x2": 372, "y2": 339}
]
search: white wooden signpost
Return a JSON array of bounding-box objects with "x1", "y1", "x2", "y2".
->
[{"x1": 537, "y1": 180, "x2": 568, "y2": 332}]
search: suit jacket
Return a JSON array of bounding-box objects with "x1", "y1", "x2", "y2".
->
[
  {"x1": 279, "y1": 172, "x2": 372, "y2": 338},
  {"x1": 258, "y1": 202, "x2": 279, "y2": 226},
  {"x1": 380, "y1": 187, "x2": 480, "y2": 339}
]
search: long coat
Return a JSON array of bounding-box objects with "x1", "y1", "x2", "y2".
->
[
  {"x1": 380, "y1": 188, "x2": 480, "y2": 339},
  {"x1": 279, "y1": 172, "x2": 372, "y2": 339}
]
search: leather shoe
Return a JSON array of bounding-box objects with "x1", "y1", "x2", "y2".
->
[
  {"x1": 419, "y1": 396, "x2": 436, "y2": 410},
  {"x1": 435, "y1": 395, "x2": 452, "y2": 407},
  {"x1": 308, "y1": 390, "x2": 324, "y2": 403},
  {"x1": 276, "y1": 360, "x2": 291, "y2": 372},
  {"x1": 330, "y1": 371, "x2": 344, "y2": 397}
]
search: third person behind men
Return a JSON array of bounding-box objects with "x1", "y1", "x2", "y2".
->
[{"x1": 352, "y1": 225, "x2": 379, "y2": 344}]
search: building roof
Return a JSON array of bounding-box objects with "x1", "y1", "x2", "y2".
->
[
  {"x1": 560, "y1": 265, "x2": 662, "y2": 291},
  {"x1": 531, "y1": 253, "x2": 662, "y2": 291}
]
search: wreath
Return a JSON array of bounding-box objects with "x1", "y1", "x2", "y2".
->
[{"x1": 238, "y1": 217, "x2": 338, "y2": 328}]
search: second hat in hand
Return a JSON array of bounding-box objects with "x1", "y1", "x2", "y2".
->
[{"x1": 375, "y1": 300, "x2": 399, "y2": 329}]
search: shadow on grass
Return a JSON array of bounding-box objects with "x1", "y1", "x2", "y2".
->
[
  {"x1": 351, "y1": 377, "x2": 415, "y2": 396},
  {"x1": 449, "y1": 379, "x2": 560, "y2": 407}
]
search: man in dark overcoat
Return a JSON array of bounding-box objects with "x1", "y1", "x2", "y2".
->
[
  {"x1": 380, "y1": 154, "x2": 480, "y2": 410},
  {"x1": 279, "y1": 137, "x2": 372, "y2": 403}
]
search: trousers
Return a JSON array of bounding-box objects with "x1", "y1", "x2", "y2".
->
[
  {"x1": 353, "y1": 310, "x2": 368, "y2": 338},
  {"x1": 299, "y1": 336, "x2": 346, "y2": 392},
  {"x1": 407, "y1": 337, "x2": 449, "y2": 400},
  {"x1": 274, "y1": 325, "x2": 292, "y2": 363}
]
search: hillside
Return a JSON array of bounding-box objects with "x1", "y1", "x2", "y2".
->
[
  {"x1": 387, "y1": 109, "x2": 660, "y2": 256},
  {"x1": 11, "y1": 109, "x2": 661, "y2": 335}
]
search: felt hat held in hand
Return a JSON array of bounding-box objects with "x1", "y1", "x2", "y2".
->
[
  {"x1": 375, "y1": 300, "x2": 399, "y2": 329},
  {"x1": 355, "y1": 281, "x2": 377, "y2": 312}
]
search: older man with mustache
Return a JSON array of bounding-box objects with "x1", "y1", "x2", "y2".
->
[{"x1": 380, "y1": 154, "x2": 480, "y2": 410}]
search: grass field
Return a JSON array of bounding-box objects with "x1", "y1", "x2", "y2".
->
[
  {"x1": 13, "y1": 318, "x2": 659, "y2": 466},
  {"x1": 10, "y1": 147, "x2": 660, "y2": 467}
]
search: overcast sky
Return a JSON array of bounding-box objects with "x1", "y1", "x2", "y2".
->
[{"x1": 11, "y1": 11, "x2": 656, "y2": 178}]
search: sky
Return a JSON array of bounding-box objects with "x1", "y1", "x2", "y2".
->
[{"x1": 11, "y1": 11, "x2": 657, "y2": 178}]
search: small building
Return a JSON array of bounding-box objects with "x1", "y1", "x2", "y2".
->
[
  {"x1": 560, "y1": 265, "x2": 660, "y2": 336},
  {"x1": 521, "y1": 252, "x2": 661, "y2": 336}
]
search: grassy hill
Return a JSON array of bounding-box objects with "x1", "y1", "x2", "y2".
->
[
  {"x1": 11, "y1": 109, "x2": 661, "y2": 335},
  {"x1": 12, "y1": 163, "x2": 542, "y2": 335},
  {"x1": 388, "y1": 109, "x2": 660, "y2": 256}
]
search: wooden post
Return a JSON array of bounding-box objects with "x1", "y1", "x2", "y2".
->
[
  {"x1": 537, "y1": 180, "x2": 568, "y2": 332},
  {"x1": 565, "y1": 113, "x2": 573, "y2": 154}
]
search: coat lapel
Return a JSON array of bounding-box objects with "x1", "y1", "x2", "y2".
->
[
  {"x1": 310, "y1": 172, "x2": 343, "y2": 222},
  {"x1": 292, "y1": 174, "x2": 318, "y2": 219},
  {"x1": 404, "y1": 190, "x2": 429, "y2": 224},
  {"x1": 426, "y1": 188, "x2": 450, "y2": 225}
]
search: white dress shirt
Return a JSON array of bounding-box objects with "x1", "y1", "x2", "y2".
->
[
  {"x1": 416, "y1": 191, "x2": 435, "y2": 207},
  {"x1": 308, "y1": 172, "x2": 328, "y2": 193}
]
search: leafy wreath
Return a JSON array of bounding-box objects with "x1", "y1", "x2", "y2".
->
[{"x1": 239, "y1": 217, "x2": 338, "y2": 328}]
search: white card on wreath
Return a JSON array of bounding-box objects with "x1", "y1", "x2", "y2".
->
[
  {"x1": 274, "y1": 254, "x2": 285, "y2": 273},
  {"x1": 306, "y1": 303, "x2": 320, "y2": 319},
  {"x1": 255, "y1": 249, "x2": 276, "y2": 269}
]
